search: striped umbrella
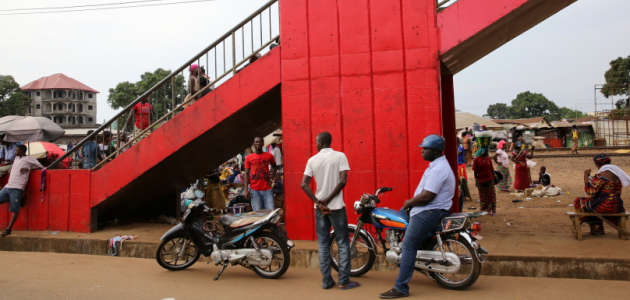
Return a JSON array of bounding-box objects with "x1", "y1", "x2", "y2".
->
[{"x1": 24, "y1": 141, "x2": 70, "y2": 169}]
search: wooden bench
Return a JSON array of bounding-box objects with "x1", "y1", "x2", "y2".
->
[{"x1": 567, "y1": 212, "x2": 630, "y2": 241}]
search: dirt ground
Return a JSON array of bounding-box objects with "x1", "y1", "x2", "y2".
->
[
  {"x1": 462, "y1": 154, "x2": 630, "y2": 236},
  {"x1": 1, "y1": 251, "x2": 629, "y2": 300}
]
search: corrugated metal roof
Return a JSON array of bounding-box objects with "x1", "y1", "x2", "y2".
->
[
  {"x1": 491, "y1": 117, "x2": 552, "y2": 128},
  {"x1": 455, "y1": 112, "x2": 502, "y2": 130},
  {"x1": 21, "y1": 73, "x2": 99, "y2": 93},
  {"x1": 63, "y1": 128, "x2": 118, "y2": 135}
]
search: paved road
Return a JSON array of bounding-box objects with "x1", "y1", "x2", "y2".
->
[{"x1": 0, "y1": 251, "x2": 628, "y2": 300}]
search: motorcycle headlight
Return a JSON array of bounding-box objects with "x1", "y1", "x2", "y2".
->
[{"x1": 354, "y1": 201, "x2": 363, "y2": 214}]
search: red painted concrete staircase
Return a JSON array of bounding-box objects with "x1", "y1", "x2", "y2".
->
[
  {"x1": 90, "y1": 49, "x2": 282, "y2": 221},
  {"x1": 0, "y1": 50, "x2": 281, "y2": 232}
]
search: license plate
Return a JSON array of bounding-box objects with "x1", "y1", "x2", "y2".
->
[{"x1": 471, "y1": 231, "x2": 483, "y2": 240}]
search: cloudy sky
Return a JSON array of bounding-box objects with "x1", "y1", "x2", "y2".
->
[{"x1": 1, "y1": 0, "x2": 629, "y2": 121}]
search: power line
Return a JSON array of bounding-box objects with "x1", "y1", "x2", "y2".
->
[
  {"x1": 0, "y1": 0, "x2": 217, "y2": 16},
  {"x1": 0, "y1": 0, "x2": 166, "y2": 12}
]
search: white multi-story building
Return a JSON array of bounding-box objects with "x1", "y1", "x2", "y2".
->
[{"x1": 21, "y1": 73, "x2": 99, "y2": 128}]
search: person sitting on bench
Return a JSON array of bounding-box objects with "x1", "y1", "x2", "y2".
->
[{"x1": 574, "y1": 154, "x2": 629, "y2": 235}]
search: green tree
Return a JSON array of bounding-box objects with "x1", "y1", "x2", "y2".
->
[
  {"x1": 602, "y1": 55, "x2": 630, "y2": 99},
  {"x1": 0, "y1": 75, "x2": 32, "y2": 117},
  {"x1": 107, "y1": 68, "x2": 187, "y2": 119},
  {"x1": 508, "y1": 91, "x2": 559, "y2": 120},
  {"x1": 557, "y1": 107, "x2": 587, "y2": 120},
  {"x1": 486, "y1": 91, "x2": 585, "y2": 121},
  {"x1": 485, "y1": 103, "x2": 509, "y2": 119}
]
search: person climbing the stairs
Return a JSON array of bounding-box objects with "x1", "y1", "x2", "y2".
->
[{"x1": 124, "y1": 93, "x2": 153, "y2": 145}]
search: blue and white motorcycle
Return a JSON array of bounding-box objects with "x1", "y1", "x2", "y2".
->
[
  {"x1": 156, "y1": 185, "x2": 293, "y2": 280},
  {"x1": 330, "y1": 187, "x2": 487, "y2": 290}
]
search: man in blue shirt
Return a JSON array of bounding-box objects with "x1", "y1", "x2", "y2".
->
[
  {"x1": 380, "y1": 135, "x2": 455, "y2": 299},
  {"x1": 0, "y1": 139, "x2": 17, "y2": 177},
  {"x1": 81, "y1": 130, "x2": 103, "y2": 169}
]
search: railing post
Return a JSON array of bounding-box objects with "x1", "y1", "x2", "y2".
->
[
  {"x1": 171, "y1": 76, "x2": 175, "y2": 119},
  {"x1": 232, "y1": 32, "x2": 236, "y2": 74}
]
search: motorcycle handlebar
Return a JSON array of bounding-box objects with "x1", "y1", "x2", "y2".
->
[{"x1": 381, "y1": 187, "x2": 393, "y2": 192}]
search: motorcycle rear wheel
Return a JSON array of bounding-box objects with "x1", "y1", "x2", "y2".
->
[
  {"x1": 156, "y1": 235, "x2": 201, "y2": 271},
  {"x1": 249, "y1": 232, "x2": 291, "y2": 279},
  {"x1": 427, "y1": 234, "x2": 481, "y2": 290},
  {"x1": 330, "y1": 230, "x2": 376, "y2": 277}
]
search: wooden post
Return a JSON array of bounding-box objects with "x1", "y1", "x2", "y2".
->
[
  {"x1": 573, "y1": 216, "x2": 583, "y2": 241},
  {"x1": 619, "y1": 216, "x2": 628, "y2": 240}
]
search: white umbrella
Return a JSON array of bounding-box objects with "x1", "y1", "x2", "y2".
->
[{"x1": 0, "y1": 116, "x2": 65, "y2": 143}]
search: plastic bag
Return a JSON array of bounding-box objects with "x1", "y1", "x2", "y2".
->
[{"x1": 527, "y1": 160, "x2": 537, "y2": 168}]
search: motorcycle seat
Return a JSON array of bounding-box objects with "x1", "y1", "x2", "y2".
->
[{"x1": 220, "y1": 210, "x2": 274, "y2": 228}]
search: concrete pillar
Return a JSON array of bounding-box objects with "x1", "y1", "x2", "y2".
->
[
  {"x1": 440, "y1": 71, "x2": 459, "y2": 212},
  {"x1": 281, "y1": 0, "x2": 442, "y2": 240}
]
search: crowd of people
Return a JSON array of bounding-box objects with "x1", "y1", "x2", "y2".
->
[
  {"x1": 458, "y1": 126, "x2": 552, "y2": 215},
  {"x1": 458, "y1": 126, "x2": 628, "y2": 236},
  {"x1": 193, "y1": 136, "x2": 284, "y2": 214}
]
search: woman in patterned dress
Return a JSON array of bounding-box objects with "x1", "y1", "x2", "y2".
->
[
  {"x1": 473, "y1": 130, "x2": 497, "y2": 215},
  {"x1": 574, "y1": 154, "x2": 629, "y2": 235},
  {"x1": 494, "y1": 140, "x2": 512, "y2": 192}
]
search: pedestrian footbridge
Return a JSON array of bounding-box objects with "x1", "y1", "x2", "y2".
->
[{"x1": 1, "y1": 0, "x2": 577, "y2": 238}]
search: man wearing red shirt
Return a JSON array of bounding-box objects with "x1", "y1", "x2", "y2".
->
[
  {"x1": 124, "y1": 93, "x2": 153, "y2": 145},
  {"x1": 244, "y1": 136, "x2": 278, "y2": 211}
]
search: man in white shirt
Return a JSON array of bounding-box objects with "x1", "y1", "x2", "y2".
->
[
  {"x1": 0, "y1": 145, "x2": 43, "y2": 237},
  {"x1": 301, "y1": 132, "x2": 360, "y2": 290},
  {"x1": 271, "y1": 143, "x2": 283, "y2": 170},
  {"x1": 380, "y1": 135, "x2": 455, "y2": 299}
]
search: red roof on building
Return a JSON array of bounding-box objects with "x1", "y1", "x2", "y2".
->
[{"x1": 20, "y1": 73, "x2": 99, "y2": 93}]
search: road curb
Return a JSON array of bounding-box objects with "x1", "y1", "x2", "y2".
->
[{"x1": 1, "y1": 235, "x2": 628, "y2": 281}]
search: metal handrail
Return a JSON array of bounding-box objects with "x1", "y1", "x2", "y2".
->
[{"x1": 49, "y1": 0, "x2": 279, "y2": 169}]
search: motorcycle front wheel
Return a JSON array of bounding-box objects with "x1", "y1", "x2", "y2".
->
[
  {"x1": 330, "y1": 229, "x2": 376, "y2": 277},
  {"x1": 248, "y1": 232, "x2": 291, "y2": 279},
  {"x1": 155, "y1": 235, "x2": 201, "y2": 271},
  {"x1": 426, "y1": 234, "x2": 481, "y2": 290}
]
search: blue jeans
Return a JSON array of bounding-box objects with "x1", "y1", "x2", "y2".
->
[
  {"x1": 315, "y1": 208, "x2": 351, "y2": 287},
  {"x1": 394, "y1": 209, "x2": 451, "y2": 295},
  {"x1": 0, "y1": 187, "x2": 23, "y2": 213},
  {"x1": 250, "y1": 189, "x2": 274, "y2": 211}
]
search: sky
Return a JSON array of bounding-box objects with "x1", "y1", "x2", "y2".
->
[{"x1": 1, "y1": 0, "x2": 629, "y2": 121}]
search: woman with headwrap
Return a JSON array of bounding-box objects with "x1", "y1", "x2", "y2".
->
[
  {"x1": 473, "y1": 131, "x2": 497, "y2": 215},
  {"x1": 574, "y1": 154, "x2": 629, "y2": 235},
  {"x1": 511, "y1": 147, "x2": 535, "y2": 191},
  {"x1": 493, "y1": 140, "x2": 512, "y2": 192}
]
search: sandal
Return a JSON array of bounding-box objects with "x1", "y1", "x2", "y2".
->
[
  {"x1": 340, "y1": 281, "x2": 361, "y2": 290},
  {"x1": 1, "y1": 229, "x2": 11, "y2": 237}
]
